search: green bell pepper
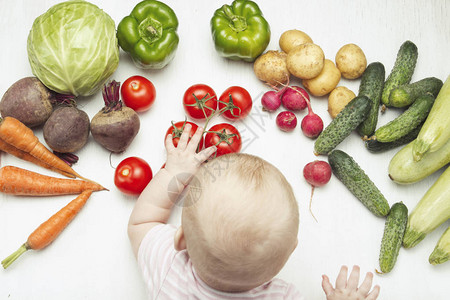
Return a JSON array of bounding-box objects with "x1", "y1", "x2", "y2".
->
[
  {"x1": 117, "y1": 0, "x2": 179, "y2": 69},
  {"x1": 210, "y1": 0, "x2": 270, "y2": 62}
]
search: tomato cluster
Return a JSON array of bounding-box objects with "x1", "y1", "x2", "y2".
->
[{"x1": 171, "y1": 83, "x2": 253, "y2": 157}]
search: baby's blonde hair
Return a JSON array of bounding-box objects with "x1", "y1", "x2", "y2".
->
[{"x1": 182, "y1": 153, "x2": 299, "y2": 292}]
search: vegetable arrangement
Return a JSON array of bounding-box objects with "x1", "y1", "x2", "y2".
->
[{"x1": 0, "y1": 0, "x2": 448, "y2": 283}]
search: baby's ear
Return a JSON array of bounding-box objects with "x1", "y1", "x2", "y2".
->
[{"x1": 174, "y1": 226, "x2": 187, "y2": 251}]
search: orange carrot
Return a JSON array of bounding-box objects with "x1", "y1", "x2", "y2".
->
[
  {"x1": 1, "y1": 190, "x2": 93, "y2": 269},
  {"x1": 0, "y1": 166, "x2": 106, "y2": 196},
  {"x1": 0, "y1": 117, "x2": 89, "y2": 180},
  {"x1": 0, "y1": 139, "x2": 75, "y2": 178}
]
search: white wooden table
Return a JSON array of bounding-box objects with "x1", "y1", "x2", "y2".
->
[{"x1": 0, "y1": 1, "x2": 449, "y2": 299}]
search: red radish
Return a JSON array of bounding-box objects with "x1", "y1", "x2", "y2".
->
[
  {"x1": 301, "y1": 97, "x2": 323, "y2": 138},
  {"x1": 281, "y1": 86, "x2": 309, "y2": 111},
  {"x1": 261, "y1": 90, "x2": 282, "y2": 112},
  {"x1": 303, "y1": 160, "x2": 332, "y2": 222},
  {"x1": 276, "y1": 111, "x2": 297, "y2": 132},
  {"x1": 261, "y1": 83, "x2": 289, "y2": 112}
]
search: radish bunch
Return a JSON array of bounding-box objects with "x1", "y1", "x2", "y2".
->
[{"x1": 261, "y1": 84, "x2": 323, "y2": 138}]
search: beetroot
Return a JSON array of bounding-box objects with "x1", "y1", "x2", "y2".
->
[
  {"x1": 301, "y1": 97, "x2": 323, "y2": 139},
  {"x1": 281, "y1": 86, "x2": 309, "y2": 111},
  {"x1": 303, "y1": 160, "x2": 332, "y2": 222},
  {"x1": 276, "y1": 111, "x2": 297, "y2": 132},
  {"x1": 91, "y1": 81, "x2": 140, "y2": 153}
]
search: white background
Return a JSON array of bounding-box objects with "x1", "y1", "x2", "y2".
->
[{"x1": 0, "y1": 0, "x2": 449, "y2": 299}]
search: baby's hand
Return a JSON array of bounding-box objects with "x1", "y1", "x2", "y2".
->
[
  {"x1": 322, "y1": 266, "x2": 380, "y2": 300},
  {"x1": 164, "y1": 123, "x2": 216, "y2": 186}
]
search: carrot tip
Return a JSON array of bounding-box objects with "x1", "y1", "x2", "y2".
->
[{"x1": 1, "y1": 243, "x2": 29, "y2": 269}]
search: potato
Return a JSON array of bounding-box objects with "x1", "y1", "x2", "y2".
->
[
  {"x1": 335, "y1": 43, "x2": 367, "y2": 79},
  {"x1": 302, "y1": 59, "x2": 341, "y2": 97},
  {"x1": 287, "y1": 43, "x2": 325, "y2": 79},
  {"x1": 279, "y1": 29, "x2": 313, "y2": 53},
  {"x1": 253, "y1": 50, "x2": 289, "y2": 86},
  {"x1": 327, "y1": 86, "x2": 356, "y2": 118},
  {"x1": 0, "y1": 77, "x2": 54, "y2": 128}
]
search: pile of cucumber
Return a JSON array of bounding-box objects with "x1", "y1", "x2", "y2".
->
[{"x1": 312, "y1": 40, "x2": 449, "y2": 272}]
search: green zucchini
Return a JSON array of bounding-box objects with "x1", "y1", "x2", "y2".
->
[
  {"x1": 328, "y1": 149, "x2": 390, "y2": 217},
  {"x1": 403, "y1": 165, "x2": 450, "y2": 248},
  {"x1": 364, "y1": 122, "x2": 422, "y2": 153},
  {"x1": 373, "y1": 93, "x2": 435, "y2": 143},
  {"x1": 413, "y1": 75, "x2": 450, "y2": 161},
  {"x1": 429, "y1": 226, "x2": 450, "y2": 265},
  {"x1": 389, "y1": 77, "x2": 443, "y2": 108},
  {"x1": 381, "y1": 40, "x2": 418, "y2": 107},
  {"x1": 314, "y1": 96, "x2": 371, "y2": 155},
  {"x1": 388, "y1": 137, "x2": 450, "y2": 184},
  {"x1": 357, "y1": 62, "x2": 385, "y2": 137},
  {"x1": 379, "y1": 202, "x2": 408, "y2": 273}
]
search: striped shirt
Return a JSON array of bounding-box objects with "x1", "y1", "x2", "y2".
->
[{"x1": 138, "y1": 224, "x2": 304, "y2": 300}]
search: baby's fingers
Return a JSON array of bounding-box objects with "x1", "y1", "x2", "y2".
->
[
  {"x1": 347, "y1": 265, "x2": 360, "y2": 290},
  {"x1": 177, "y1": 123, "x2": 192, "y2": 151},
  {"x1": 187, "y1": 126, "x2": 204, "y2": 152},
  {"x1": 165, "y1": 134, "x2": 176, "y2": 152},
  {"x1": 196, "y1": 146, "x2": 217, "y2": 164},
  {"x1": 335, "y1": 265, "x2": 348, "y2": 289},
  {"x1": 358, "y1": 272, "x2": 374, "y2": 296},
  {"x1": 321, "y1": 275, "x2": 334, "y2": 296},
  {"x1": 366, "y1": 285, "x2": 380, "y2": 300}
]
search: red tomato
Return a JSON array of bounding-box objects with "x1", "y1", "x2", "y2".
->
[
  {"x1": 183, "y1": 84, "x2": 217, "y2": 120},
  {"x1": 165, "y1": 120, "x2": 204, "y2": 150},
  {"x1": 114, "y1": 157, "x2": 153, "y2": 195},
  {"x1": 218, "y1": 86, "x2": 252, "y2": 120},
  {"x1": 121, "y1": 76, "x2": 156, "y2": 112},
  {"x1": 205, "y1": 123, "x2": 242, "y2": 157}
]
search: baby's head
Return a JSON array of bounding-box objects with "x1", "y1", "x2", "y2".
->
[{"x1": 178, "y1": 153, "x2": 299, "y2": 292}]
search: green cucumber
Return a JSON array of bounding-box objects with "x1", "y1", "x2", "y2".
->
[
  {"x1": 381, "y1": 40, "x2": 418, "y2": 107},
  {"x1": 314, "y1": 96, "x2": 371, "y2": 155},
  {"x1": 328, "y1": 149, "x2": 390, "y2": 217},
  {"x1": 374, "y1": 93, "x2": 435, "y2": 142},
  {"x1": 389, "y1": 77, "x2": 443, "y2": 108},
  {"x1": 379, "y1": 202, "x2": 408, "y2": 273},
  {"x1": 357, "y1": 62, "x2": 385, "y2": 136},
  {"x1": 364, "y1": 122, "x2": 422, "y2": 153}
]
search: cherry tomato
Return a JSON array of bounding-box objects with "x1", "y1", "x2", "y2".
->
[
  {"x1": 121, "y1": 76, "x2": 156, "y2": 112},
  {"x1": 114, "y1": 157, "x2": 153, "y2": 195},
  {"x1": 218, "y1": 86, "x2": 252, "y2": 120},
  {"x1": 183, "y1": 84, "x2": 217, "y2": 120},
  {"x1": 165, "y1": 120, "x2": 204, "y2": 150},
  {"x1": 205, "y1": 123, "x2": 242, "y2": 157}
]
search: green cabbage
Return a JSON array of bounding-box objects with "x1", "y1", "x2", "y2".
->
[{"x1": 27, "y1": 0, "x2": 119, "y2": 97}]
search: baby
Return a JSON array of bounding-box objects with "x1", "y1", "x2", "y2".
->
[{"x1": 128, "y1": 124, "x2": 380, "y2": 300}]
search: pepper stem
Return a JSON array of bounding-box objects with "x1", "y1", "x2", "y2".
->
[
  {"x1": 222, "y1": 5, "x2": 247, "y2": 32},
  {"x1": 2, "y1": 243, "x2": 29, "y2": 269},
  {"x1": 139, "y1": 17, "x2": 163, "y2": 44}
]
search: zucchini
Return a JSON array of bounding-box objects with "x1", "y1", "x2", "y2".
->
[
  {"x1": 328, "y1": 149, "x2": 390, "y2": 217},
  {"x1": 364, "y1": 122, "x2": 422, "y2": 153},
  {"x1": 429, "y1": 226, "x2": 450, "y2": 265},
  {"x1": 314, "y1": 96, "x2": 371, "y2": 155},
  {"x1": 381, "y1": 40, "x2": 418, "y2": 107},
  {"x1": 413, "y1": 75, "x2": 450, "y2": 161},
  {"x1": 389, "y1": 77, "x2": 443, "y2": 108},
  {"x1": 403, "y1": 165, "x2": 450, "y2": 248},
  {"x1": 388, "y1": 137, "x2": 450, "y2": 184},
  {"x1": 357, "y1": 62, "x2": 385, "y2": 136},
  {"x1": 373, "y1": 93, "x2": 434, "y2": 142},
  {"x1": 379, "y1": 202, "x2": 408, "y2": 273}
]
